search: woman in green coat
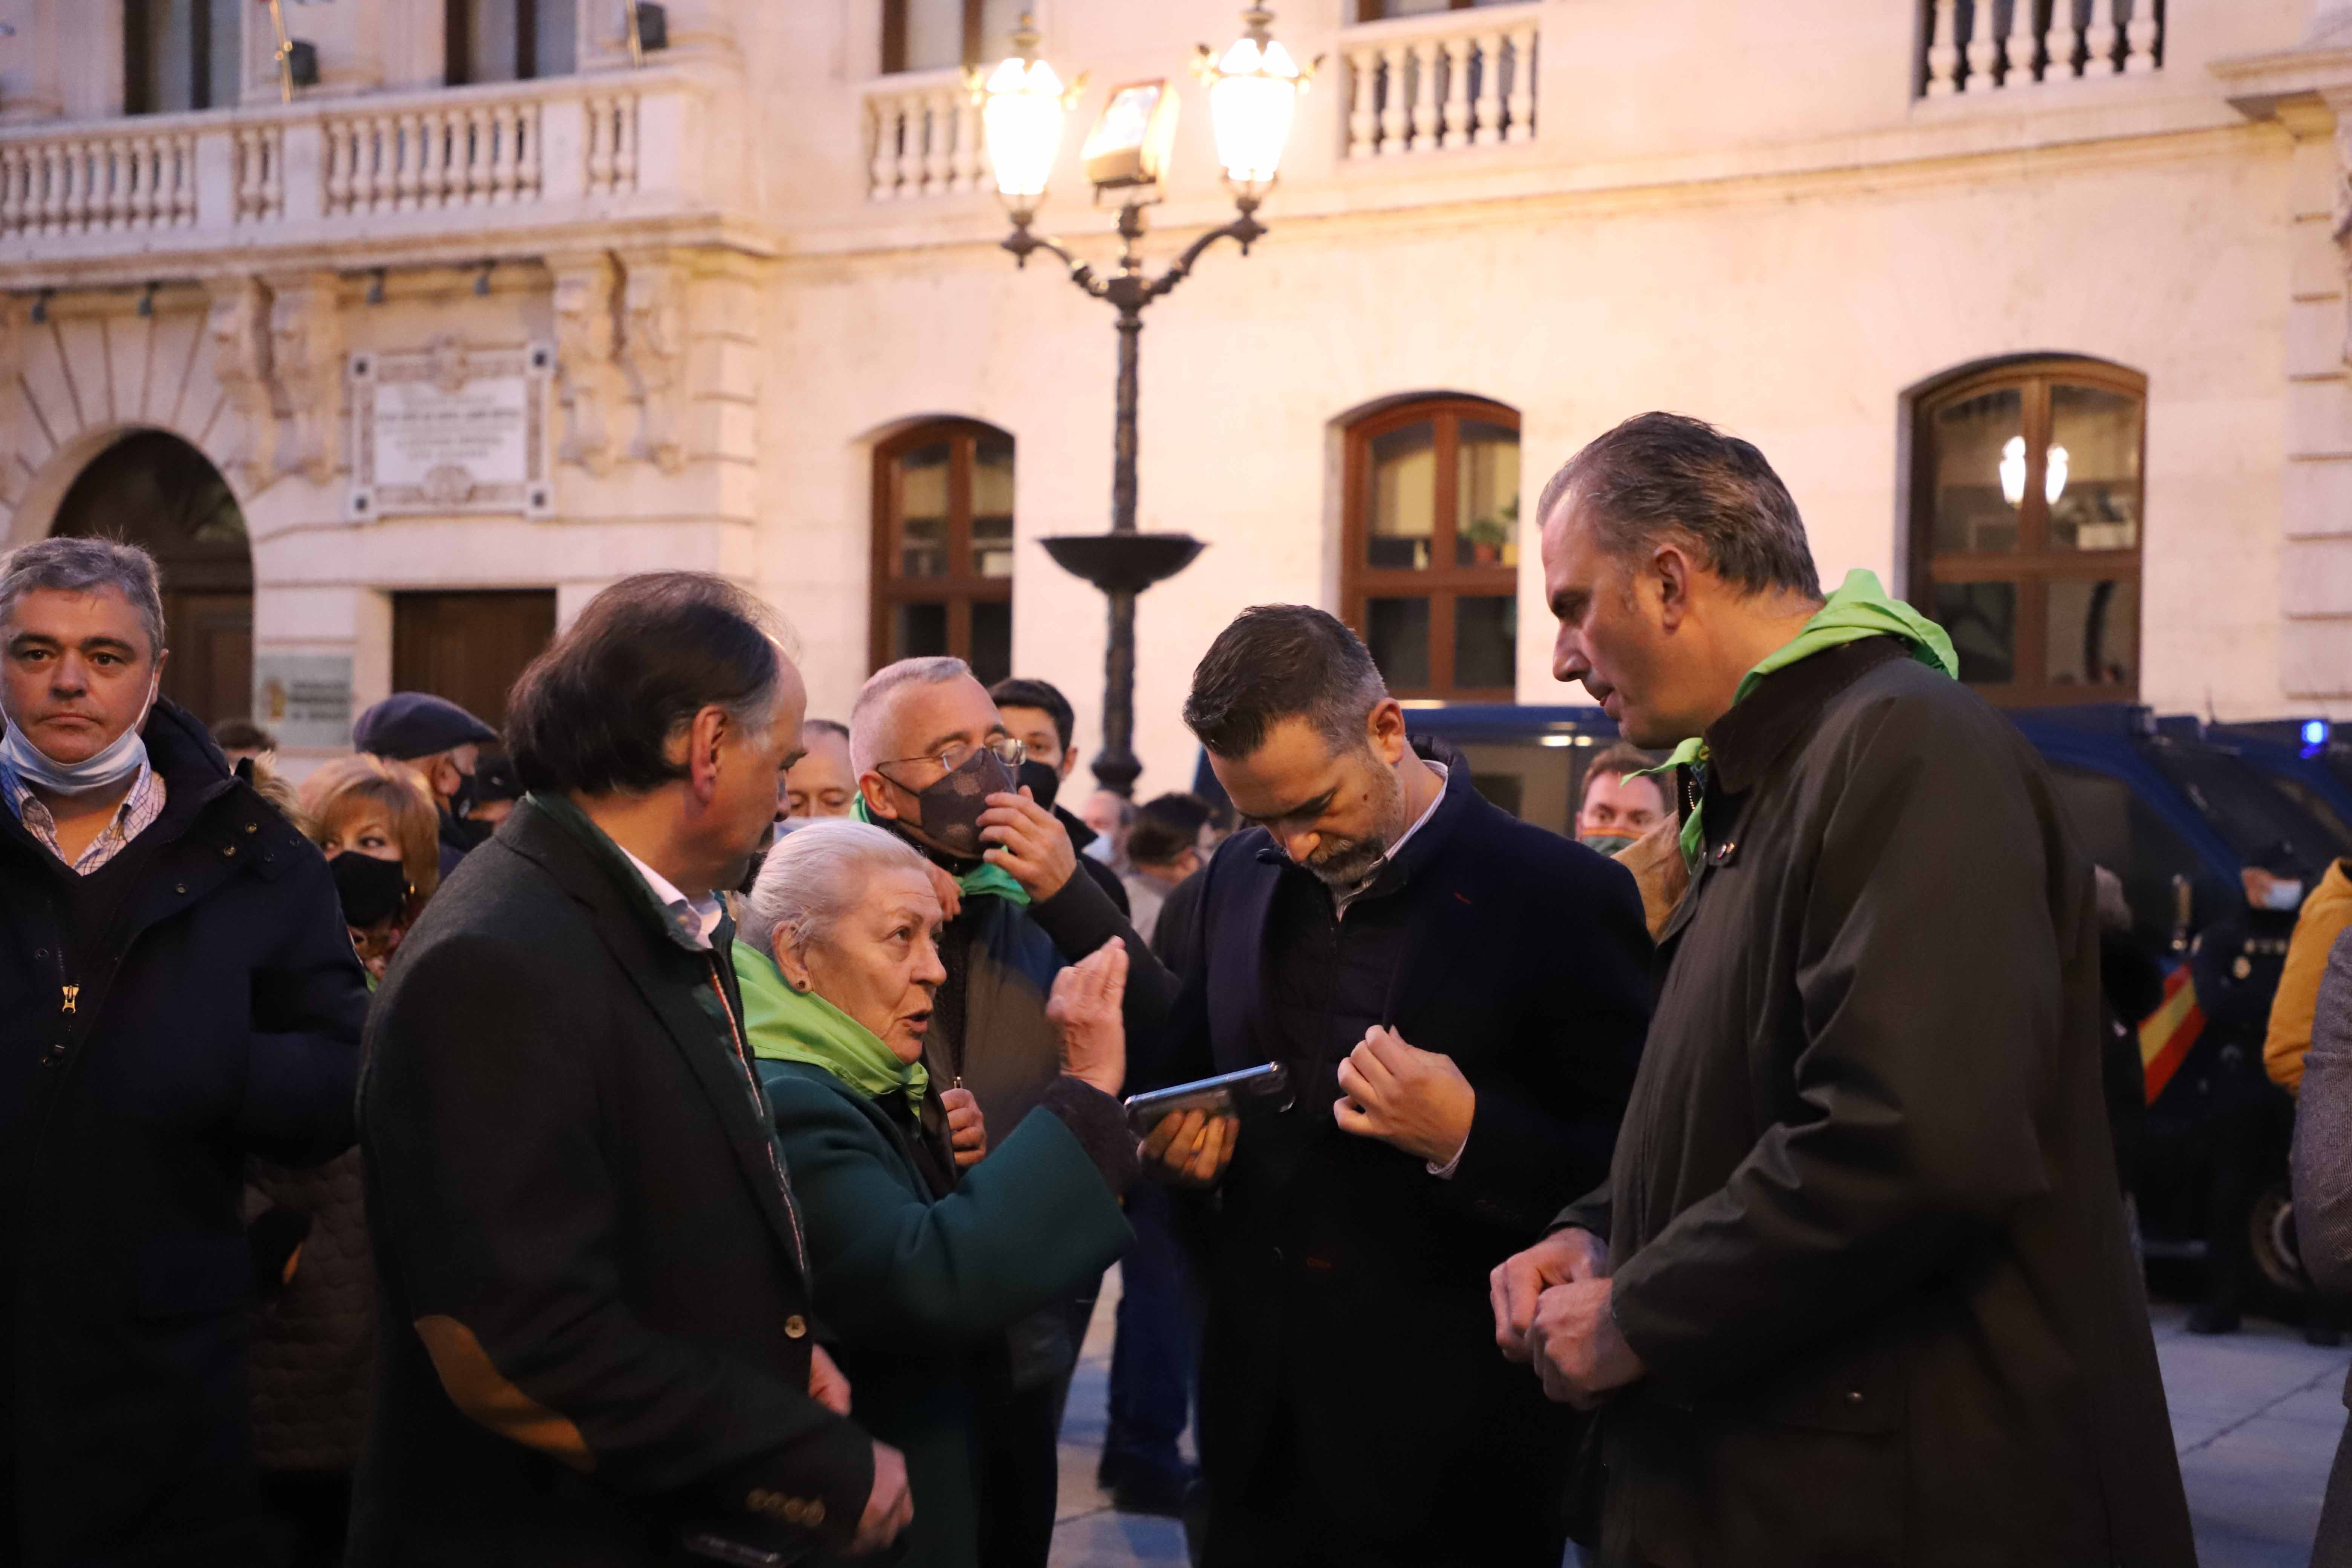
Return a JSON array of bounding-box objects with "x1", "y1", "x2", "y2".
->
[{"x1": 735, "y1": 819, "x2": 1138, "y2": 1568}]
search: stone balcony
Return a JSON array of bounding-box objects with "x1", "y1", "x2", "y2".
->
[{"x1": 0, "y1": 61, "x2": 754, "y2": 289}]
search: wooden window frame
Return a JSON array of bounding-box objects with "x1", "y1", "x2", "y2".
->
[
  {"x1": 881, "y1": 0, "x2": 990, "y2": 74},
  {"x1": 1355, "y1": 0, "x2": 1488, "y2": 20},
  {"x1": 1341, "y1": 394, "x2": 1521, "y2": 703},
  {"x1": 1908, "y1": 356, "x2": 2146, "y2": 709},
  {"x1": 870, "y1": 418, "x2": 1014, "y2": 677}
]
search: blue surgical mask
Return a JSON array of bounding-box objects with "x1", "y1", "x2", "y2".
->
[{"x1": 0, "y1": 673, "x2": 160, "y2": 797}]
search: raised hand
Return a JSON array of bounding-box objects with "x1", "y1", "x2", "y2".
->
[{"x1": 1046, "y1": 937, "x2": 1127, "y2": 1096}]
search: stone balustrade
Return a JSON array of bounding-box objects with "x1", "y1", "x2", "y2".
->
[
  {"x1": 0, "y1": 66, "x2": 702, "y2": 272},
  {"x1": 1342, "y1": 3, "x2": 1539, "y2": 159},
  {"x1": 1920, "y1": 0, "x2": 2162, "y2": 98},
  {"x1": 865, "y1": 70, "x2": 986, "y2": 200}
]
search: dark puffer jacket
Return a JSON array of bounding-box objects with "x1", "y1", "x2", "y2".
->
[
  {"x1": 0, "y1": 699, "x2": 370, "y2": 1567},
  {"x1": 248, "y1": 1148, "x2": 375, "y2": 1473}
]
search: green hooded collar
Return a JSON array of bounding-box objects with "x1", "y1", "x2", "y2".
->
[
  {"x1": 732, "y1": 940, "x2": 930, "y2": 1111},
  {"x1": 852, "y1": 795, "x2": 1031, "y2": 908},
  {"x1": 1649, "y1": 570, "x2": 1959, "y2": 869}
]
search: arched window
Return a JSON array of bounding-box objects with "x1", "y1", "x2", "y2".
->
[
  {"x1": 1910, "y1": 357, "x2": 2145, "y2": 706},
  {"x1": 1341, "y1": 395, "x2": 1521, "y2": 701},
  {"x1": 871, "y1": 418, "x2": 1014, "y2": 685}
]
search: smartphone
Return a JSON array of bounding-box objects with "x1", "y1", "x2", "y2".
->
[{"x1": 1123, "y1": 1062, "x2": 1291, "y2": 1137}]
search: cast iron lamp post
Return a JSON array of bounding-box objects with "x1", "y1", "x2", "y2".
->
[{"x1": 973, "y1": 8, "x2": 1313, "y2": 796}]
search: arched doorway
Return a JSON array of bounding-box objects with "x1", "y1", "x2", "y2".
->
[{"x1": 49, "y1": 430, "x2": 253, "y2": 726}]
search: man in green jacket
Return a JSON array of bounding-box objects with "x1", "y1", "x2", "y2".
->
[{"x1": 1492, "y1": 412, "x2": 2194, "y2": 1566}]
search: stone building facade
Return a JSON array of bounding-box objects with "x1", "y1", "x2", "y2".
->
[{"x1": 0, "y1": 0, "x2": 2345, "y2": 792}]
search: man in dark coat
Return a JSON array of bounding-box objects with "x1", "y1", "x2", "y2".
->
[
  {"x1": 1496, "y1": 412, "x2": 2194, "y2": 1566},
  {"x1": 353, "y1": 573, "x2": 908, "y2": 1566},
  {"x1": 1136, "y1": 605, "x2": 1653, "y2": 1568},
  {"x1": 0, "y1": 536, "x2": 368, "y2": 1566}
]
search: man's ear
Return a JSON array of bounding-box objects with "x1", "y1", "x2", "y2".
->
[
  {"x1": 684, "y1": 706, "x2": 729, "y2": 801},
  {"x1": 860, "y1": 772, "x2": 903, "y2": 822},
  {"x1": 1057, "y1": 743, "x2": 1077, "y2": 782},
  {"x1": 1365, "y1": 698, "x2": 1410, "y2": 767},
  {"x1": 1651, "y1": 543, "x2": 1694, "y2": 634}
]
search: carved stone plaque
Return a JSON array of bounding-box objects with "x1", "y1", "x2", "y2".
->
[{"x1": 347, "y1": 336, "x2": 555, "y2": 519}]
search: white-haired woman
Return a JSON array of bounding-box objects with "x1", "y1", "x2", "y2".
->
[{"x1": 734, "y1": 819, "x2": 1138, "y2": 1568}]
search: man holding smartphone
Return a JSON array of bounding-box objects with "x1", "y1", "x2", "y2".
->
[{"x1": 1135, "y1": 605, "x2": 1653, "y2": 1568}]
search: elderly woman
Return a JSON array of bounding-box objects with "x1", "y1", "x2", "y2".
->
[{"x1": 735, "y1": 819, "x2": 1138, "y2": 1568}]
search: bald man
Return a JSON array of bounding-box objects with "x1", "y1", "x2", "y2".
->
[
  {"x1": 783, "y1": 719, "x2": 857, "y2": 819},
  {"x1": 848, "y1": 655, "x2": 1178, "y2": 1568}
]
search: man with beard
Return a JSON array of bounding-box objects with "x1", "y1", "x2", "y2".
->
[
  {"x1": 1133, "y1": 605, "x2": 1652, "y2": 1568},
  {"x1": 849, "y1": 656, "x2": 1175, "y2": 1568}
]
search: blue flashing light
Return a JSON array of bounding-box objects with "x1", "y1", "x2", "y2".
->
[{"x1": 2306, "y1": 719, "x2": 2332, "y2": 749}]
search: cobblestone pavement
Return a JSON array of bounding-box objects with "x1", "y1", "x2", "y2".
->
[{"x1": 1047, "y1": 1276, "x2": 2352, "y2": 1568}]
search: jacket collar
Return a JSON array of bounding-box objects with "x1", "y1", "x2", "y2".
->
[{"x1": 1700, "y1": 636, "x2": 1909, "y2": 797}]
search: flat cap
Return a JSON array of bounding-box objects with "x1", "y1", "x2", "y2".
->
[{"x1": 354, "y1": 692, "x2": 499, "y2": 761}]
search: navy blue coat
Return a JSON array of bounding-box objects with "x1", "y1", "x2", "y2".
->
[
  {"x1": 0, "y1": 699, "x2": 368, "y2": 1567},
  {"x1": 1140, "y1": 755, "x2": 1652, "y2": 1556}
]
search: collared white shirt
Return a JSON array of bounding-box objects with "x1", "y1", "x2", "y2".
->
[
  {"x1": 0, "y1": 756, "x2": 165, "y2": 876},
  {"x1": 618, "y1": 844, "x2": 725, "y2": 951}
]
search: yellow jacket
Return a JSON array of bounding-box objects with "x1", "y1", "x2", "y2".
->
[{"x1": 2266, "y1": 859, "x2": 2352, "y2": 1094}]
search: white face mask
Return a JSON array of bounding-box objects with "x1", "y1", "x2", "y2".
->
[{"x1": 0, "y1": 671, "x2": 160, "y2": 797}]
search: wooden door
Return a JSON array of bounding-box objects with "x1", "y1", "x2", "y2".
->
[{"x1": 391, "y1": 591, "x2": 557, "y2": 733}]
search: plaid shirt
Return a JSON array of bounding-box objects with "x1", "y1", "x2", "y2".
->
[{"x1": 0, "y1": 757, "x2": 166, "y2": 874}]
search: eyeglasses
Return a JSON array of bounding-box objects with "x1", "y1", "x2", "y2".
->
[{"x1": 874, "y1": 734, "x2": 1025, "y2": 781}]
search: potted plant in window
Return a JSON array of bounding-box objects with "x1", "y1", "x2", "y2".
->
[{"x1": 1462, "y1": 497, "x2": 1516, "y2": 566}]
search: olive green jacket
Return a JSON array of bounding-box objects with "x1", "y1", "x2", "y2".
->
[{"x1": 758, "y1": 1060, "x2": 1132, "y2": 1568}]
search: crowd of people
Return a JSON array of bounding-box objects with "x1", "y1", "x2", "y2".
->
[{"x1": 6, "y1": 410, "x2": 2297, "y2": 1568}]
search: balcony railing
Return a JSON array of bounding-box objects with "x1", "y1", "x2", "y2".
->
[
  {"x1": 1918, "y1": 0, "x2": 2163, "y2": 99},
  {"x1": 0, "y1": 65, "x2": 709, "y2": 267},
  {"x1": 1342, "y1": 4, "x2": 1538, "y2": 160},
  {"x1": 864, "y1": 70, "x2": 987, "y2": 201}
]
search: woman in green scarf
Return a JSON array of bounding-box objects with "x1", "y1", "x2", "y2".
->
[{"x1": 735, "y1": 819, "x2": 1138, "y2": 1568}]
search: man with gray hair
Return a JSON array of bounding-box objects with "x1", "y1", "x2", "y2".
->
[
  {"x1": 0, "y1": 534, "x2": 369, "y2": 1565},
  {"x1": 848, "y1": 654, "x2": 1174, "y2": 1568},
  {"x1": 1133, "y1": 603, "x2": 1652, "y2": 1567},
  {"x1": 1493, "y1": 412, "x2": 2194, "y2": 1564}
]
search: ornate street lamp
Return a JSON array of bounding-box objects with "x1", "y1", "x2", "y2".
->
[{"x1": 973, "y1": 8, "x2": 1313, "y2": 796}]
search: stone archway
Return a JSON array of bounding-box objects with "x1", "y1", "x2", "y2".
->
[{"x1": 49, "y1": 429, "x2": 254, "y2": 726}]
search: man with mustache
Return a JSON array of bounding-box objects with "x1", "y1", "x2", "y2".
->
[
  {"x1": 849, "y1": 655, "x2": 1175, "y2": 1568},
  {"x1": 1133, "y1": 605, "x2": 1652, "y2": 1567}
]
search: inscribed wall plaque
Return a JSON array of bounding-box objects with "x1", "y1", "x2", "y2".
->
[
  {"x1": 347, "y1": 337, "x2": 555, "y2": 519},
  {"x1": 254, "y1": 654, "x2": 355, "y2": 750}
]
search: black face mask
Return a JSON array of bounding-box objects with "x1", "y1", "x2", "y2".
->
[
  {"x1": 331, "y1": 851, "x2": 411, "y2": 928},
  {"x1": 898, "y1": 748, "x2": 1017, "y2": 859},
  {"x1": 447, "y1": 765, "x2": 483, "y2": 821},
  {"x1": 1017, "y1": 758, "x2": 1061, "y2": 813}
]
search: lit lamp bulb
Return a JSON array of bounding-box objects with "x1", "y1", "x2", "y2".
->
[
  {"x1": 1195, "y1": 7, "x2": 1316, "y2": 201},
  {"x1": 1997, "y1": 436, "x2": 2070, "y2": 507},
  {"x1": 972, "y1": 15, "x2": 1083, "y2": 219}
]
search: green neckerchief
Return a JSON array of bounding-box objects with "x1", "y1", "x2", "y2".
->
[
  {"x1": 852, "y1": 795, "x2": 1032, "y2": 908},
  {"x1": 733, "y1": 940, "x2": 930, "y2": 1112},
  {"x1": 1647, "y1": 570, "x2": 1960, "y2": 870}
]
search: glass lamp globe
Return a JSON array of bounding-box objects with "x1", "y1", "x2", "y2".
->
[{"x1": 1196, "y1": 9, "x2": 1314, "y2": 198}]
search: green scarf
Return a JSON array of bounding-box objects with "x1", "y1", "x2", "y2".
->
[
  {"x1": 852, "y1": 795, "x2": 1032, "y2": 908},
  {"x1": 732, "y1": 940, "x2": 930, "y2": 1111},
  {"x1": 1650, "y1": 570, "x2": 1961, "y2": 870}
]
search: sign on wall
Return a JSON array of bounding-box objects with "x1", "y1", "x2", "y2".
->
[
  {"x1": 347, "y1": 336, "x2": 555, "y2": 520},
  {"x1": 253, "y1": 654, "x2": 356, "y2": 750}
]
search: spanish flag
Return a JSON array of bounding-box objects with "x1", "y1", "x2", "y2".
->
[{"x1": 2138, "y1": 963, "x2": 2204, "y2": 1106}]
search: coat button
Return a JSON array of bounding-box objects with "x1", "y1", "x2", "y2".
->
[
  {"x1": 174, "y1": 882, "x2": 188, "y2": 894},
  {"x1": 784, "y1": 1315, "x2": 807, "y2": 1339},
  {"x1": 243, "y1": 821, "x2": 259, "y2": 834},
  {"x1": 1846, "y1": 1389, "x2": 1865, "y2": 1404}
]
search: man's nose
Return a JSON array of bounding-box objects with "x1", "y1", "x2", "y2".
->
[
  {"x1": 1553, "y1": 625, "x2": 1588, "y2": 684},
  {"x1": 1280, "y1": 827, "x2": 1319, "y2": 866},
  {"x1": 47, "y1": 654, "x2": 88, "y2": 692}
]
